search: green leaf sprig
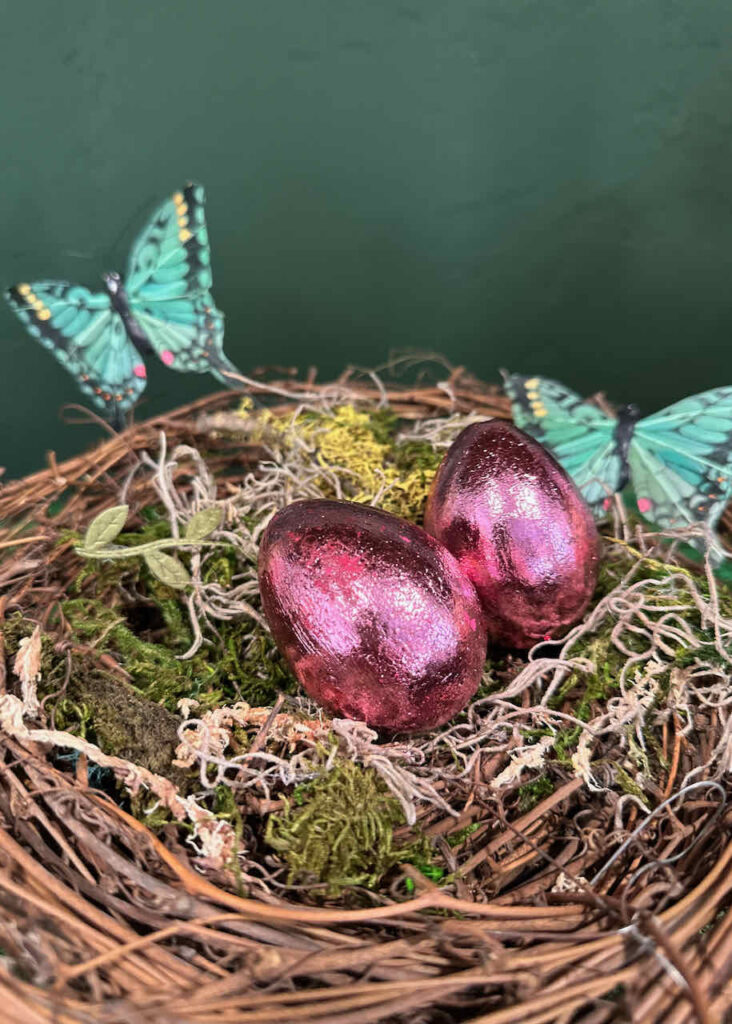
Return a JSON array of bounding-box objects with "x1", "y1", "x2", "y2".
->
[{"x1": 75, "y1": 505, "x2": 223, "y2": 589}]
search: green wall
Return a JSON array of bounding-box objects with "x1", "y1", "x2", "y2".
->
[{"x1": 2, "y1": 1, "x2": 732, "y2": 478}]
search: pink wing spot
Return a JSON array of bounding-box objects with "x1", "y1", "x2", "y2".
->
[
  {"x1": 161, "y1": 350, "x2": 175, "y2": 366},
  {"x1": 543, "y1": 633, "x2": 552, "y2": 642},
  {"x1": 133, "y1": 364, "x2": 147, "y2": 379},
  {"x1": 602, "y1": 497, "x2": 612, "y2": 511},
  {"x1": 637, "y1": 497, "x2": 653, "y2": 514}
]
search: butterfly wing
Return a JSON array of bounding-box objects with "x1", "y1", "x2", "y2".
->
[
  {"x1": 125, "y1": 183, "x2": 239, "y2": 383},
  {"x1": 6, "y1": 282, "x2": 146, "y2": 421},
  {"x1": 629, "y1": 388, "x2": 732, "y2": 544},
  {"x1": 502, "y1": 372, "x2": 622, "y2": 515},
  {"x1": 131, "y1": 296, "x2": 237, "y2": 384}
]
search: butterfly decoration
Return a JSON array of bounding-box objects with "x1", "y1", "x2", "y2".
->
[
  {"x1": 502, "y1": 371, "x2": 732, "y2": 561},
  {"x1": 5, "y1": 184, "x2": 241, "y2": 428}
]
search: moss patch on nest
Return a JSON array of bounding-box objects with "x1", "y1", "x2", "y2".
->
[
  {"x1": 1, "y1": 613, "x2": 184, "y2": 781},
  {"x1": 265, "y1": 759, "x2": 432, "y2": 896},
  {"x1": 62, "y1": 577, "x2": 295, "y2": 715},
  {"x1": 249, "y1": 402, "x2": 443, "y2": 521}
]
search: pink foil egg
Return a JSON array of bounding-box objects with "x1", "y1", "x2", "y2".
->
[
  {"x1": 258, "y1": 500, "x2": 487, "y2": 732},
  {"x1": 424, "y1": 421, "x2": 600, "y2": 648}
]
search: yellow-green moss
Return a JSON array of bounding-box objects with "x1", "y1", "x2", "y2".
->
[
  {"x1": 265, "y1": 759, "x2": 431, "y2": 896},
  {"x1": 248, "y1": 404, "x2": 443, "y2": 522}
]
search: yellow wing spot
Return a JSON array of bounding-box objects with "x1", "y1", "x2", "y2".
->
[
  {"x1": 172, "y1": 191, "x2": 184, "y2": 204},
  {"x1": 37, "y1": 308, "x2": 51, "y2": 321},
  {"x1": 177, "y1": 214, "x2": 188, "y2": 228},
  {"x1": 33, "y1": 299, "x2": 45, "y2": 312},
  {"x1": 176, "y1": 201, "x2": 188, "y2": 215},
  {"x1": 179, "y1": 228, "x2": 192, "y2": 243},
  {"x1": 17, "y1": 283, "x2": 32, "y2": 296},
  {"x1": 525, "y1": 377, "x2": 540, "y2": 389},
  {"x1": 533, "y1": 405, "x2": 548, "y2": 418},
  {"x1": 526, "y1": 390, "x2": 539, "y2": 401}
]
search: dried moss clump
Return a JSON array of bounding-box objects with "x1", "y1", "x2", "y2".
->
[
  {"x1": 250, "y1": 403, "x2": 444, "y2": 521},
  {"x1": 265, "y1": 760, "x2": 431, "y2": 896}
]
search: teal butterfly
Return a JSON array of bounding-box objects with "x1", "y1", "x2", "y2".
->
[
  {"x1": 6, "y1": 184, "x2": 240, "y2": 428},
  {"x1": 502, "y1": 371, "x2": 732, "y2": 560}
]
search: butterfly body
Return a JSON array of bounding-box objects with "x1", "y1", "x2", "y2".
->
[
  {"x1": 612, "y1": 404, "x2": 641, "y2": 491},
  {"x1": 6, "y1": 184, "x2": 240, "y2": 427},
  {"x1": 503, "y1": 371, "x2": 732, "y2": 561},
  {"x1": 102, "y1": 272, "x2": 151, "y2": 354}
]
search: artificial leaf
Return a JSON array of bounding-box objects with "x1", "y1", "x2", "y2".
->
[
  {"x1": 83, "y1": 505, "x2": 129, "y2": 551},
  {"x1": 144, "y1": 550, "x2": 191, "y2": 589},
  {"x1": 184, "y1": 507, "x2": 222, "y2": 543}
]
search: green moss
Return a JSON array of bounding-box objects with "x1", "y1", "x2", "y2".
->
[
  {"x1": 220, "y1": 630, "x2": 296, "y2": 706},
  {"x1": 202, "y1": 551, "x2": 237, "y2": 588},
  {"x1": 265, "y1": 759, "x2": 431, "y2": 896},
  {"x1": 1, "y1": 613, "x2": 185, "y2": 782},
  {"x1": 365, "y1": 408, "x2": 399, "y2": 444},
  {"x1": 447, "y1": 821, "x2": 482, "y2": 847},
  {"x1": 551, "y1": 636, "x2": 623, "y2": 721},
  {"x1": 61, "y1": 598, "x2": 194, "y2": 707},
  {"x1": 57, "y1": 594, "x2": 296, "y2": 713},
  {"x1": 553, "y1": 727, "x2": 582, "y2": 766},
  {"x1": 391, "y1": 439, "x2": 443, "y2": 474},
  {"x1": 404, "y1": 857, "x2": 445, "y2": 884},
  {"x1": 517, "y1": 776, "x2": 555, "y2": 812},
  {"x1": 616, "y1": 765, "x2": 646, "y2": 800},
  {"x1": 1, "y1": 600, "x2": 294, "y2": 781}
]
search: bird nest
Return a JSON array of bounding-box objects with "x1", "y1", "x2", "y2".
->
[{"x1": 1, "y1": 365, "x2": 732, "y2": 1024}]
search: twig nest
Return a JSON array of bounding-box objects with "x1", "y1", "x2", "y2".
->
[
  {"x1": 425, "y1": 421, "x2": 601, "y2": 647},
  {"x1": 258, "y1": 499, "x2": 487, "y2": 731}
]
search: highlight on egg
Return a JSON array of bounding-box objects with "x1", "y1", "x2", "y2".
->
[
  {"x1": 257, "y1": 499, "x2": 488, "y2": 732},
  {"x1": 424, "y1": 420, "x2": 600, "y2": 648}
]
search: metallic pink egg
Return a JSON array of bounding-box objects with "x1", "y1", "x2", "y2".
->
[
  {"x1": 424, "y1": 421, "x2": 600, "y2": 648},
  {"x1": 258, "y1": 500, "x2": 487, "y2": 732}
]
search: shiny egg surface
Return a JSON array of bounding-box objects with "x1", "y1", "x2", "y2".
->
[
  {"x1": 424, "y1": 421, "x2": 600, "y2": 648},
  {"x1": 258, "y1": 499, "x2": 487, "y2": 731}
]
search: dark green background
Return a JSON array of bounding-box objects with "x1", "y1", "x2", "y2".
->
[{"x1": 2, "y1": 1, "x2": 732, "y2": 479}]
